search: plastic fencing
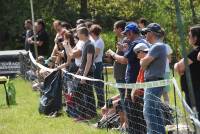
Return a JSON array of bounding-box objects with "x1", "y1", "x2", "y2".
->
[{"x1": 19, "y1": 51, "x2": 200, "y2": 134}]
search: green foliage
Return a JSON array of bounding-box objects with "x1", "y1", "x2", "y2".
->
[
  {"x1": 7, "y1": 80, "x2": 16, "y2": 105},
  {"x1": 0, "y1": 0, "x2": 200, "y2": 58},
  {"x1": 101, "y1": 31, "x2": 116, "y2": 51}
]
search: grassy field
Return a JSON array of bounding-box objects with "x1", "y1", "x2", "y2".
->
[
  {"x1": 0, "y1": 73, "x2": 188, "y2": 134},
  {"x1": 0, "y1": 77, "x2": 120, "y2": 134}
]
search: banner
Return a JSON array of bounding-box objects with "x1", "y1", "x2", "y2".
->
[{"x1": 0, "y1": 50, "x2": 27, "y2": 75}]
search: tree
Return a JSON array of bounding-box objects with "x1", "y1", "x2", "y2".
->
[
  {"x1": 80, "y1": 0, "x2": 88, "y2": 19},
  {"x1": 189, "y1": 0, "x2": 197, "y2": 24}
]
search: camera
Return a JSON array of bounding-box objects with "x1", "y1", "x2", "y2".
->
[{"x1": 56, "y1": 37, "x2": 64, "y2": 45}]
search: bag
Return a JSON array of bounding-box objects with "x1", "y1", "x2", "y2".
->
[
  {"x1": 39, "y1": 70, "x2": 62, "y2": 115},
  {"x1": 7, "y1": 80, "x2": 16, "y2": 105}
]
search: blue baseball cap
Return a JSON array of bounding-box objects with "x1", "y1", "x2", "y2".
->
[
  {"x1": 122, "y1": 22, "x2": 139, "y2": 34},
  {"x1": 143, "y1": 23, "x2": 162, "y2": 33}
]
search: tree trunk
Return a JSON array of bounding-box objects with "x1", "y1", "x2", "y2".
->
[{"x1": 80, "y1": 0, "x2": 88, "y2": 19}]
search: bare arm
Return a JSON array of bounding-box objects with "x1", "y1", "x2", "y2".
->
[
  {"x1": 167, "y1": 55, "x2": 172, "y2": 63},
  {"x1": 95, "y1": 47, "x2": 100, "y2": 59},
  {"x1": 113, "y1": 54, "x2": 128, "y2": 64},
  {"x1": 51, "y1": 44, "x2": 58, "y2": 57},
  {"x1": 28, "y1": 38, "x2": 44, "y2": 47},
  {"x1": 72, "y1": 48, "x2": 82, "y2": 58},
  {"x1": 198, "y1": 52, "x2": 200, "y2": 61},
  {"x1": 83, "y1": 53, "x2": 93, "y2": 77},
  {"x1": 174, "y1": 58, "x2": 193, "y2": 75},
  {"x1": 56, "y1": 53, "x2": 72, "y2": 70},
  {"x1": 140, "y1": 55, "x2": 154, "y2": 70},
  {"x1": 63, "y1": 42, "x2": 82, "y2": 58},
  {"x1": 106, "y1": 49, "x2": 128, "y2": 64}
]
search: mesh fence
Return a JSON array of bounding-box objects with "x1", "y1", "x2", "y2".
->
[{"x1": 19, "y1": 51, "x2": 200, "y2": 134}]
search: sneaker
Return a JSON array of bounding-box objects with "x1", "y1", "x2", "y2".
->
[{"x1": 47, "y1": 111, "x2": 61, "y2": 118}]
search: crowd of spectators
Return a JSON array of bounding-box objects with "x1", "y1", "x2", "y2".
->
[{"x1": 23, "y1": 17, "x2": 200, "y2": 134}]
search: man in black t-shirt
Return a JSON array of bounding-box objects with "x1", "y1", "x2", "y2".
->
[
  {"x1": 75, "y1": 27, "x2": 97, "y2": 121},
  {"x1": 175, "y1": 25, "x2": 200, "y2": 120},
  {"x1": 28, "y1": 19, "x2": 49, "y2": 57}
]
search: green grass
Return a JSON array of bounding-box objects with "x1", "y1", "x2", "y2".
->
[
  {"x1": 0, "y1": 77, "x2": 118, "y2": 134},
  {"x1": 0, "y1": 73, "x2": 191, "y2": 134}
]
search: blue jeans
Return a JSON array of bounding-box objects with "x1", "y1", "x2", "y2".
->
[
  {"x1": 143, "y1": 87, "x2": 166, "y2": 134},
  {"x1": 94, "y1": 62, "x2": 105, "y2": 107}
]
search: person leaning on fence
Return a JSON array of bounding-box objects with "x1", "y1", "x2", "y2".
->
[
  {"x1": 132, "y1": 43, "x2": 149, "y2": 102},
  {"x1": 140, "y1": 23, "x2": 167, "y2": 134},
  {"x1": 174, "y1": 25, "x2": 200, "y2": 120},
  {"x1": 106, "y1": 22, "x2": 148, "y2": 133},
  {"x1": 54, "y1": 37, "x2": 65, "y2": 66},
  {"x1": 55, "y1": 30, "x2": 76, "y2": 71},
  {"x1": 111, "y1": 20, "x2": 127, "y2": 100},
  {"x1": 90, "y1": 24, "x2": 105, "y2": 108},
  {"x1": 75, "y1": 27, "x2": 97, "y2": 121},
  {"x1": 51, "y1": 20, "x2": 65, "y2": 57},
  {"x1": 131, "y1": 42, "x2": 150, "y2": 134}
]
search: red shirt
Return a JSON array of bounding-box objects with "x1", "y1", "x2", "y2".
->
[
  {"x1": 136, "y1": 68, "x2": 144, "y2": 83},
  {"x1": 133, "y1": 68, "x2": 144, "y2": 102}
]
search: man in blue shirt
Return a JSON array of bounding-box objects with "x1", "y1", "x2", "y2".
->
[
  {"x1": 107, "y1": 22, "x2": 148, "y2": 96},
  {"x1": 107, "y1": 22, "x2": 148, "y2": 133}
]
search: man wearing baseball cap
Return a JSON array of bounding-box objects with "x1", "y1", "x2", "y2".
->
[
  {"x1": 107, "y1": 22, "x2": 149, "y2": 133},
  {"x1": 140, "y1": 23, "x2": 167, "y2": 134}
]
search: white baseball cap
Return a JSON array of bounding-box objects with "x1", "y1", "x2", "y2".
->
[{"x1": 133, "y1": 43, "x2": 149, "y2": 53}]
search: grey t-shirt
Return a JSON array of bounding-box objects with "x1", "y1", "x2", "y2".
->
[
  {"x1": 144, "y1": 42, "x2": 167, "y2": 80},
  {"x1": 79, "y1": 40, "x2": 95, "y2": 76}
]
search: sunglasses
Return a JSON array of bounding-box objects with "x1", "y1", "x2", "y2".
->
[
  {"x1": 136, "y1": 51, "x2": 142, "y2": 54},
  {"x1": 136, "y1": 50, "x2": 148, "y2": 54}
]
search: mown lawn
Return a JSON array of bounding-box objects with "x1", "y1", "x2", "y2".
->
[
  {"x1": 0, "y1": 73, "x2": 189, "y2": 134},
  {"x1": 0, "y1": 77, "x2": 119, "y2": 134}
]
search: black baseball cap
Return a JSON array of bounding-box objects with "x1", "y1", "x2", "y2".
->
[{"x1": 143, "y1": 23, "x2": 162, "y2": 34}]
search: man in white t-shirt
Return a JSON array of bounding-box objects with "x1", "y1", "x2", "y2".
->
[
  {"x1": 163, "y1": 43, "x2": 172, "y2": 105},
  {"x1": 161, "y1": 28, "x2": 173, "y2": 105},
  {"x1": 90, "y1": 24, "x2": 105, "y2": 108},
  {"x1": 74, "y1": 40, "x2": 85, "y2": 67}
]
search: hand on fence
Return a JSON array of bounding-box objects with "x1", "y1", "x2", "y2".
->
[{"x1": 80, "y1": 79, "x2": 86, "y2": 84}]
